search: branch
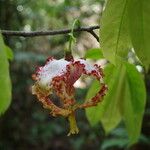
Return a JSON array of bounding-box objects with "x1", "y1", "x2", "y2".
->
[
  {"x1": 1, "y1": 25, "x2": 100, "y2": 42},
  {"x1": 87, "y1": 30, "x2": 99, "y2": 42}
]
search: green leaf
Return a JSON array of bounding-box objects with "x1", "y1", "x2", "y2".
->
[
  {"x1": 86, "y1": 64, "x2": 124, "y2": 132},
  {"x1": 86, "y1": 62, "x2": 146, "y2": 144},
  {"x1": 122, "y1": 63, "x2": 146, "y2": 144},
  {"x1": 85, "y1": 80, "x2": 103, "y2": 125},
  {"x1": 0, "y1": 34, "x2": 12, "y2": 115},
  {"x1": 100, "y1": 64, "x2": 125, "y2": 133},
  {"x1": 5, "y1": 45, "x2": 14, "y2": 60},
  {"x1": 128, "y1": 0, "x2": 150, "y2": 69},
  {"x1": 85, "y1": 48, "x2": 104, "y2": 60},
  {"x1": 100, "y1": 0, "x2": 131, "y2": 64}
]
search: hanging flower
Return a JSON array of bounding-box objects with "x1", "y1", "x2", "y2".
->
[{"x1": 32, "y1": 56, "x2": 107, "y2": 136}]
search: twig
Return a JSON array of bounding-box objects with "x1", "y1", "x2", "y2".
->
[
  {"x1": 1, "y1": 25, "x2": 100, "y2": 42},
  {"x1": 87, "y1": 30, "x2": 99, "y2": 42}
]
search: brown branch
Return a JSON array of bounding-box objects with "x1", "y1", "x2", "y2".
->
[{"x1": 0, "y1": 25, "x2": 100, "y2": 42}]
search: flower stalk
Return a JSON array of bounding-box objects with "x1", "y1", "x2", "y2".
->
[
  {"x1": 67, "y1": 112, "x2": 79, "y2": 136},
  {"x1": 65, "y1": 19, "x2": 80, "y2": 61}
]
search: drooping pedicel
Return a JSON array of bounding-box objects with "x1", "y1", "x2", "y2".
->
[{"x1": 32, "y1": 57, "x2": 107, "y2": 136}]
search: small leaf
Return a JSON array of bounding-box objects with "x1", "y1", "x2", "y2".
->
[
  {"x1": 0, "y1": 34, "x2": 12, "y2": 115},
  {"x1": 100, "y1": 0, "x2": 131, "y2": 64},
  {"x1": 85, "y1": 48, "x2": 104, "y2": 60}
]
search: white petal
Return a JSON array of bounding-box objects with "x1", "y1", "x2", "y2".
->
[{"x1": 38, "y1": 59, "x2": 69, "y2": 87}]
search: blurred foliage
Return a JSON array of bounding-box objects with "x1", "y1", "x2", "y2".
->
[{"x1": 0, "y1": 0, "x2": 150, "y2": 150}]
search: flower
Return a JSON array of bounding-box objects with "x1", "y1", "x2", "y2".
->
[{"x1": 32, "y1": 57, "x2": 107, "y2": 135}]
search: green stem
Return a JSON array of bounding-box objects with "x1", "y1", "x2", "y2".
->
[{"x1": 65, "y1": 19, "x2": 80, "y2": 61}]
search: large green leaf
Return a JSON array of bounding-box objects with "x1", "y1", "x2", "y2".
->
[
  {"x1": 86, "y1": 62, "x2": 146, "y2": 144},
  {"x1": 0, "y1": 34, "x2": 12, "y2": 115},
  {"x1": 86, "y1": 64, "x2": 124, "y2": 132},
  {"x1": 128, "y1": 0, "x2": 150, "y2": 69},
  {"x1": 100, "y1": 64, "x2": 126, "y2": 133},
  {"x1": 5, "y1": 45, "x2": 14, "y2": 60},
  {"x1": 122, "y1": 63, "x2": 146, "y2": 144},
  {"x1": 100, "y1": 0, "x2": 131, "y2": 64}
]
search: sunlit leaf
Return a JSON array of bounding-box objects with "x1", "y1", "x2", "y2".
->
[
  {"x1": 122, "y1": 63, "x2": 146, "y2": 144},
  {"x1": 128, "y1": 0, "x2": 150, "y2": 69},
  {"x1": 0, "y1": 34, "x2": 12, "y2": 115},
  {"x1": 86, "y1": 62, "x2": 146, "y2": 144},
  {"x1": 86, "y1": 64, "x2": 124, "y2": 132},
  {"x1": 100, "y1": 64, "x2": 125, "y2": 133},
  {"x1": 100, "y1": 0, "x2": 131, "y2": 64}
]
